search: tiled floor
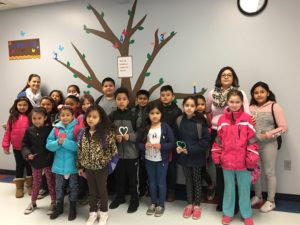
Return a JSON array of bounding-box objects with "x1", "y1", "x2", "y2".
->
[{"x1": 0, "y1": 180, "x2": 299, "y2": 225}]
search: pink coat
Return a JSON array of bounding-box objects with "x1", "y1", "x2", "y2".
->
[
  {"x1": 2, "y1": 114, "x2": 30, "y2": 151},
  {"x1": 212, "y1": 108, "x2": 259, "y2": 170}
]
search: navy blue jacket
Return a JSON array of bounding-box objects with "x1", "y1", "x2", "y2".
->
[
  {"x1": 175, "y1": 114, "x2": 211, "y2": 167},
  {"x1": 137, "y1": 122, "x2": 175, "y2": 163}
]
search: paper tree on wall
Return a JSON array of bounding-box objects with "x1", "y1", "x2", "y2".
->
[{"x1": 55, "y1": 0, "x2": 206, "y2": 104}]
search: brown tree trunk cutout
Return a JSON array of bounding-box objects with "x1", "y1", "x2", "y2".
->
[{"x1": 55, "y1": 0, "x2": 206, "y2": 104}]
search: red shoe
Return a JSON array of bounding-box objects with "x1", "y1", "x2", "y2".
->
[
  {"x1": 244, "y1": 217, "x2": 254, "y2": 225},
  {"x1": 222, "y1": 215, "x2": 232, "y2": 225},
  {"x1": 183, "y1": 205, "x2": 193, "y2": 218},
  {"x1": 192, "y1": 206, "x2": 201, "y2": 220}
]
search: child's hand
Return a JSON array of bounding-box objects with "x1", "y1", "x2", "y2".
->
[
  {"x1": 2, "y1": 123, "x2": 7, "y2": 130},
  {"x1": 152, "y1": 143, "x2": 161, "y2": 150},
  {"x1": 182, "y1": 148, "x2": 188, "y2": 154},
  {"x1": 176, "y1": 147, "x2": 183, "y2": 154},
  {"x1": 78, "y1": 169, "x2": 84, "y2": 176},
  {"x1": 145, "y1": 142, "x2": 152, "y2": 149},
  {"x1": 58, "y1": 138, "x2": 65, "y2": 145},
  {"x1": 3, "y1": 149, "x2": 10, "y2": 154},
  {"x1": 122, "y1": 134, "x2": 129, "y2": 141},
  {"x1": 27, "y1": 154, "x2": 36, "y2": 160},
  {"x1": 251, "y1": 115, "x2": 257, "y2": 124},
  {"x1": 116, "y1": 135, "x2": 123, "y2": 143},
  {"x1": 259, "y1": 133, "x2": 268, "y2": 140}
]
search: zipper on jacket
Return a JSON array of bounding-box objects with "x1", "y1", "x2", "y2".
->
[{"x1": 238, "y1": 124, "x2": 240, "y2": 139}]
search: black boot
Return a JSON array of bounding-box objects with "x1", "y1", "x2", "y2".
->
[
  {"x1": 50, "y1": 202, "x2": 63, "y2": 220},
  {"x1": 127, "y1": 197, "x2": 139, "y2": 213},
  {"x1": 109, "y1": 196, "x2": 125, "y2": 209},
  {"x1": 68, "y1": 201, "x2": 77, "y2": 221}
]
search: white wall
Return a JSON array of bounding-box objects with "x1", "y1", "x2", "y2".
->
[{"x1": 0, "y1": 0, "x2": 299, "y2": 195}]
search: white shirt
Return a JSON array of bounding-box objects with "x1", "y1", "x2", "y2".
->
[{"x1": 145, "y1": 127, "x2": 162, "y2": 161}]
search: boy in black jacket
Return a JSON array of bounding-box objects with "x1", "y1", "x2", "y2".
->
[
  {"x1": 159, "y1": 85, "x2": 182, "y2": 201},
  {"x1": 109, "y1": 87, "x2": 139, "y2": 213}
]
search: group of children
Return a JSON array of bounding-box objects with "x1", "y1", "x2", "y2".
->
[{"x1": 1, "y1": 73, "x2": 288, "y2": 225}]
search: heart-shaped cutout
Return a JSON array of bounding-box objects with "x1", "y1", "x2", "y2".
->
[
  {"x1": 176, "y1": 141, "x2": 186, "y2": 149},
  {"x1": 119, "y1": 126, "x2": 128, "y2": 136}
]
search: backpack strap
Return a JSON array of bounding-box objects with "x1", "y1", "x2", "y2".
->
[
  {"x1": 54, "y1": 127, "x2": 59, "y2": 139},
  {"x1": 73, "y1": 124, "x2": 81, "y2": 141}
]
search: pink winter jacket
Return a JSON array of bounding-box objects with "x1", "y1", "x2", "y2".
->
[
  {"x1": 212, "y1": 108, "x2": 259, "y2": 170},
  {"x1": 2, "y1": 114, "x2": 30, "y2": 152}
]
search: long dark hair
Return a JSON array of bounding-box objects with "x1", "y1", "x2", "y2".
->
[
  {"x1": 250, "y1": 81, "x2": 276, "y2": 106},
  {"x1": 8, "y1": 97, "x2": 33, "y2": 126},
  {"x1": 21, "y1": 74, "x2": 40, "y2": 92},
  {"x1": 84, "y1": 105, "x2": 113, "y2": 149},
  {"x1": 182, "y1": 96, "x2": 207, "y2": 125},
  {"x1": 140, "y1": 102, "x2": 162, "y2": 143},
  {"x1": 215, "y1": 66, "x2": 239, "y2": 88}
]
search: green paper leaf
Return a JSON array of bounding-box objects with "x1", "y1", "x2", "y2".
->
[
  {"x1": 82, "y1": 54, "x2": 86, "y2": 59},
  {"x1": 159, "y1": 78, "x2": 164, "y2": 84},
  {"x1": 172, "y1": 98, "x2": 177, "y2": 104},
  {"x1": 83, "y1": 90, "x2": 90, "y2": 94},
  {"x1": 170, "y1": 31, "x2": 175, "y2": 36},
  {"x1": 138, "y1": 26, "x2": 144, "y2": 30},
  {"x1": 87, "y1": 4, "x2": 92, "y2": 10},
  {"x1": 73, "y1": 74, "x2": 78, "y2": 78},
  {"x1": 129, "y1": 39, "x2": 135, "y2": 44},
  {"x1": 87, "y1": 76, "x2": 92, "y2": 80},
  {"x1": 101, "y1": 12, "x2": 104, "y2": 17},
  {"x1": 145, "y1": 72, "x2": 151, "y2": 77},
  {"x1": 147, "y1": 53, "x2": 151, "y2": 59},
  {"x1": 67, "y1": 61, "x2": 70, "y2": 67},
  {"x1": 87, "y1": 84, "x2": 92, "y2": 88},
  {"x1": 128, "y1": 10, "x2": 131, "y2": 16}
]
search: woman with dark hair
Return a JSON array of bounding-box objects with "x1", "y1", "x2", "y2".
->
[
  {"x1": 249, "y1": 81, "x2": 288, "y2": 213},
  {"x1": 206, "y1": 66, "x2": 250, "y2": 211}
]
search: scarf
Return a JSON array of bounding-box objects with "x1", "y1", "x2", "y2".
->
[
  {"x1": 212, "y1": 86, "x2": 235, "y2": 108},
  {"x1": 25, "y1": 88, "x2": 42, "y2": 107}
]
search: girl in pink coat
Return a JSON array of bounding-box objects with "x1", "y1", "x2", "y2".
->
[
  {"x1": 2, "y1": 97, "x2": 33, "y2": 198},
  {"x1": 212, "y1": 90, "x2": 259, "y2": 225}
]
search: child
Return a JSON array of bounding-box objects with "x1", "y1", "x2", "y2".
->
[
  {"x1": 67, "y1": 84, "x2": 80, "y2": 97},
  {"x1": 17, "y1": 74, "x2": 42, "y2": 108},
  {"x1": 2, "y1": 97, "x2": 33, "y2": 198},
  {"x1": 49, "y1": 90, "x2": 64, "y2": 108},
  {"x1": 46, "y1": 106, "x2": 80, "y2": 221},
  {"x1": 108, "y1": 87, "x2": 139, "y2": 213},
  {"x1": 95, "y1": 77, "x2": 117, "y2": 115},
  {"x1": 77, "y1": 105, "x2": 117, "y2": 225},
  {"x1": 249, "y1": 82, "x2": 288, "y2": 213},
  {"x1": 78, "y1": 94, "x2": 95, "y2": 128},
  {"x1": 22, "y1": 107, "x2": 56, "y2": 215},
  {"x1": 212, "y1": 90, "x2": 259, "y2": 225},
  {"x1": 159, "y1": 85, "x2": 182, "y2": 201},
  {"x1": 41, "y1": 96, "x2": 57, "y2": 125},
  {"x1": 137, "y1": 102, "x2": 175, "y2": 217},
  {"x1": 135, "y1": 89, "x2": 150, "y2": 197},
  {"x1": 64, "y1": 95, "x2": 82, "y2": 120},
  {"x1": 195, "y1": 95, "x2": 215, "y2": 200},
  {"x1": 175, "y1": 96, "x2": 210, "y2": 220}
]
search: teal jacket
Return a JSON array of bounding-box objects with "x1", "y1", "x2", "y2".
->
[{"x1": 46, "y1": 119, "x2": 79, "y2": 175}]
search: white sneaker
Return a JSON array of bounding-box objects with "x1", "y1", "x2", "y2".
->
[
  {"x1": 98, "y1": 211, "x2": 108, "y2": 225},
  {"x1": 24, "y1": 203, "x2": 37, "y2": 215},
  {"x1": 260, "y1": 201, "x2": 276, "y2": 213},
  {"x1": 250, "y1": 196, "x2": 263, "y2": 206},
  {"x1": 86, "y1": 212, "x2": 98, "y2": 225}
]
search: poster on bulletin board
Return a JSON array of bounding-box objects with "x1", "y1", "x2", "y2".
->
[
  {"x1": 8, "y1": 38, "x2": 40, "y2": 60},
  {"x1": 117, "y1": 56, "x2": 133, "y2": 78}
]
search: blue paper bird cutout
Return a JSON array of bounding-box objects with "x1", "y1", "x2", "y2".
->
[{"x1": 20, "y1": 31, "x2": 26, "y2": 37}]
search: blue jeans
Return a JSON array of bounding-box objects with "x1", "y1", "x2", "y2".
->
[
  {"x1": 55, "y1": 174, "x2": 78, "y2": 203},
  {"x1": 223, "y1": 170, "x2": 252, "y2": 218},
  {"x1": 145, "y1": 160, "x2": 168, "y2": 207}
]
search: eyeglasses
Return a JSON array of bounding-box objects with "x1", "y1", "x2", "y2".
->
[{"x1": 221, "y1": 74, "x2": 233, "y2": 78}]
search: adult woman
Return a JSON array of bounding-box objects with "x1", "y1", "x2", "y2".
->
[{"x1": 206, "y1": 66, "x2": 250, "y2": 211}]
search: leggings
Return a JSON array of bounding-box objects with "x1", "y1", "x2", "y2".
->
[{"x1": 13, "y1": 150, "x2": 32, "y2": 178}]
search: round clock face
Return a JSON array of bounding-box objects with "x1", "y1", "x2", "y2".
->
[{"x1": 238, "y1": 0, "x2": 268, "y2": 16}]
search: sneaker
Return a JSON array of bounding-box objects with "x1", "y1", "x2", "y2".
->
[
  {"x1": 86, "y1": 212, "x2": 98, "y2": 225},
  {"x1": 46, "y1": 203, "x2": 56, "y2": 215},
  {"x1": 192, "y1": 206, "x2": 201, "y2": 220},
  {"x1": 244, "y1": 217, "x2": 254, "y2": 225},
  {"x1": 154, "y1": 206, "x2": 165, "y2": 217},
  {"x1": 146, "y1": 204, "x2": 156, "y2": 215},
  {"x1": 222, "y1": 215, "x2": 232, "y2": 225},
  {"x1": 109, "y1": 197, "x2": 125, "y2": 209},
  {"x1": 183, "y1": 205, "x2": 193, "y2": 218},
  {"x1": 260, "y1": 201, "x2": 276, "y2": 213},
  {"x1": 250, "y1": 196, "x2": 263, "y2": 206},
  {"x1": 207, "y1": 185, "x2": 216, "y2": 200},
  {"x1": 24, "y1": 203, "x2": 37, "y2": 215},
  {"x1": 37, "y1": 189, "x2": 48, "y2": 199}
]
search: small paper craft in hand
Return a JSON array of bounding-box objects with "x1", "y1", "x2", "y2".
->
[
  {"x1": 176, "y1": 141, "x2": 186, "y2": 149},
  {"x1": 119, "y1": 126, "x2": 128, "y2": 136},
  {"x1": 59, "y1": 133, "x2": 67, "y2": 139}
]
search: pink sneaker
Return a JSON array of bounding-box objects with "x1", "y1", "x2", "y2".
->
[
  {"x1": 244, "y1": 217, "x2": 254, "y2": 225},
  {"x1": 183, "y1": 205, "x2": 193, "y2": 218},
  {"x1": 222, "y1": 215, "x2": 232, "y2": 225},
  {"x1": 192, "y1": 206, "x2": 201, "y2": 220}
]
